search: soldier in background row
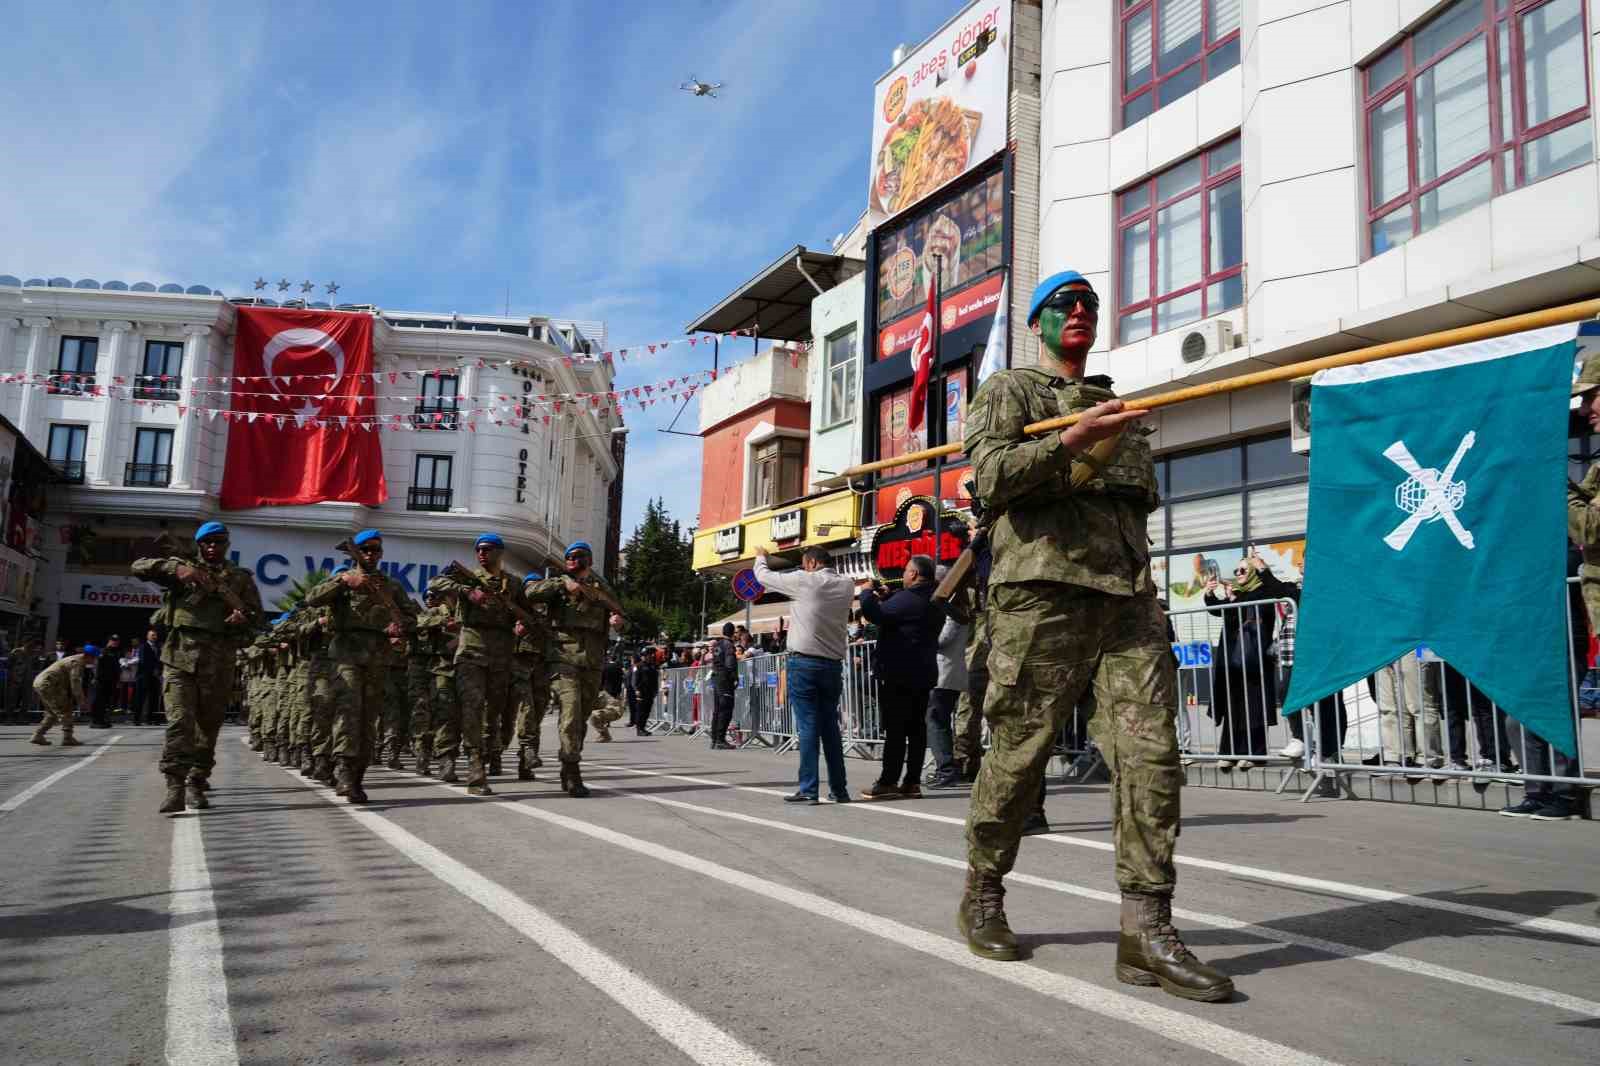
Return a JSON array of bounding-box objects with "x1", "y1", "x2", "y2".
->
[{"x1": 29, "y1": 644, "x2": 95, "y2": 747}]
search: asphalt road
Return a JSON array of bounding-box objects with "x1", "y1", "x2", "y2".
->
[{"x1": 3, "y1": 721, "x2": 1598, "y2": 1066}]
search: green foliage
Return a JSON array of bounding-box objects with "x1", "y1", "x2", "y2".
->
[
  {"x1": 619, "y1": 498, "x2": 736, "y2": 641},
  {"x1": 272, "y1": 569, "x2": 332, "y2": 614}
]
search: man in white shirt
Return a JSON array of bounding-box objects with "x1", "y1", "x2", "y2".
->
[{"x1": 754, "y1": 546, "x2": 856, "y2": 804}]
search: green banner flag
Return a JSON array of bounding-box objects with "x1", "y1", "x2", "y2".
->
[{"x1": 1283, "y1": 324, "x2": 1579, "y2": 757}]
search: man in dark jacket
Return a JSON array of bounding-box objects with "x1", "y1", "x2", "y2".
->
[
  {"x1": 709, "y1": 623, "x2": 739, "y2": 749},
  {"x1": 132, "y1": 628, "x2": 163, "y2": 726},
  {"x1": 91, "y1": 635, "x2": 123, "y2": 727},
  {"x1": 858, "y1": 554, "x2": 945, "y2": 799},
  {"x1": 630, "y1": 652, "x2": 660, "y2": 736}
]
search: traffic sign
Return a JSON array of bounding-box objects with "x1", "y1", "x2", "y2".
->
[{"x1": 732, "y1": 568, "x2": 764, "y2": 602}]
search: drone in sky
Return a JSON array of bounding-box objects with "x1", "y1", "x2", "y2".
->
[{"x1": 678, "y1": 76, "x2": 723, "y2": 98}]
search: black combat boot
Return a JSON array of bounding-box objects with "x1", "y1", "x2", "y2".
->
[
  {"x1": 529, "y1": 742, "x2": 543, "y2": 769},
  {"x1": 517, "y1": 746, "x2": 535, "y2": 781},
  {"x1": 957, "y1": 868, "x2": 1019, "y2": 961},
  {"x1": 159, "y1": 774, "x2": 187, "y2": 814},
  {"x1": 347, "y1": 761, "x2": 369, "y2": 804},
  {"x1": 249, "y1": 732, "x2": 263, "y2": 752},
  {"x1": 1116, "y1": 892, "x2": 1234, "y2": 1002},
  {"x1": 263, "y1": 740, "x2": 277, "y2": 763},
  {"x1": 559, "y1": 761, "x2": 590, "y2": 798},
  {"x1": 440, "y1": 756, "x2": 459, "y2": 783},
  {"x1": 190, "y1": 775, "x2": 211, "y2": 792},
  {"x1": 334, "y1": 757, "x2": 355, "y2": 797},
  {"x1": 185, "y1": 779, "x2": 211, "y2": 810},
  {"x1": 29, "y1": 730, "x2": 50, "y2": 745},
  {"x1": 466, "y1": 754, "x2": 494, "y2": 796},
  {"x1": 487, "y1": 750, "x2": 502, "y2": 777},
  {"x1": 316, "y1": 754, "x2": 335, "y2": 785},
  {"x1": 415, "y1": 737, "x2": 434, "y2": 777}
]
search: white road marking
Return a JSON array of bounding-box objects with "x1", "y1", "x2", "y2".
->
[
  {"x1": 390, "y1": 775, "x2": 1340, "y2": 1066},
  {"x1": 269, "y1": 760, "x2": 778, "y2": 1066},
  {"x1": 587, "y1": 773, "x2": 1600, "y2": 1019},
  {"x1": 597, "y1": 762, "x2": 1600, "y2": 945},
  {"x1": 1, "y1": 736, "x2": 123, "y2": 814},
  {"x1": 167, "y1": 816, "x2": 240, "y2": 1066}
]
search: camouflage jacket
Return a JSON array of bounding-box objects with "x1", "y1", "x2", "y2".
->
[
  {"x1": 524, "y1": 572, "x2": 617, "y2": 671},
  {"x1": 414, "y1": 606, "x2": 460, "y2": 678},
  {"x1": 1569, "y1": 464, "x2": 1600, "y2": 577},
  {"x1": 434, "y1": 566, "x2": 525, "y2": 660},
  {"x1": 303, "y1": 568, "x2": 412, "y2": 660},
  {"x1": 514, "y1": 599, "x2": 553, "y2": 662},
  {"x1": 965, "y1": 368, "x2": 1158, "y2": 597},
  {"x1": 34, "y1": 654, "x2": 87, "y2": 703},
  {"x1": 131, "y1": 556, "x2": 263, "y2": 671}
]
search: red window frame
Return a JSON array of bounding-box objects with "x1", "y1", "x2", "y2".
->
[
  {"x1": 1115, "y1": 138, "x2": 1243, "y2": 345},
  {"x1": 1120, "y1": 0, "x2": 1242, "y2": 129},
  {"x1": 1362, "y1": 0, "x2": 1592, "y2": 256}
]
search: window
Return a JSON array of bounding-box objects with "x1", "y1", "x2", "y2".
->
[
  {"x1": 409, "y1": 454, "x2": 453, "y2": 511},
  {"x1": 1122, "y1": 0, "x2": 1242, "y2": 127},
  {"x1": 1151, "y1": 433, "x2": 1307, "y2": 552},
  {"x1": 136, "y1": 340, "x2": 184, "y2": 401},
  {"x1": 1117, "y1": 138, "x2": 1243, "y2": 344},
  {"x1": 126, "y1": 428, "x2": 173, "y2": 486},
  {"x1": 415, "y1": 373, "x2": 460, "y2": 430},
  {"x1": 51, "y1": 336, "x2": 98, "y2": 394},
  {"x1": 823, "y1": 327, "x2": 858, "y2": 426},
  {"x1": 750, "y1": 437, "x2": 805, "y2": 511},
  {"x1": 47, "y1": 424, "x2": 87, "y2": 482},
  {"x1": 1364, "y1": 0, "x2": 1591, "y2": 255}
]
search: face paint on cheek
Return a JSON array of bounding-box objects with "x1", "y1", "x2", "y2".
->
[{"x1": 1036, "y1": 306, "x2": 1070, "y2": 356}]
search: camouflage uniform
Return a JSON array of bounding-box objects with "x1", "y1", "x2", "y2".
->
[
  {"x1": 303, "y1": 565, "x2": 409, "y2": 799},
  {"x1": 422, "y1": 604, "x2": 464, "y2": 781},
  {"x1": 381, "y1": 635, "x2": 412, "y2": 769},
  {"x1": 949, "y1": 581, "x2": 989, "y2": 777},
  {"x1": 285, "y1": 608, "x2": 337, "y2": 783},
  {"x1": 31, "y1": 654, "x2": 87, "y2": 744},
  {"x1": 131, "y1": 554, "x2": 262, "y2": 788},
  {"x1": 1571, "y1": 465, "x2": 1600, "y2": 631},
  {"x1": 963, "y1": 369, "x2": 1174, "y2": 889},
  {"x1": 509, "y1": 599, "x2": 554, "y2": 778},
  {"x1": 524, "y1": 571, "x2": 619, "y2": 794},
  {"x1": 404, "y1": 610, "x2": 438, "y2": 772},
  {"x1": 433, "y1": 566, "x2": 524, "y2": 789}
]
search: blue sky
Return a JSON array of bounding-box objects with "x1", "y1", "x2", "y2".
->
[{"x1": 5, "y1": 0, "x2": 964, "y2": 540}]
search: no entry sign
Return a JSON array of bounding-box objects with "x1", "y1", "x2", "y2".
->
[{"x1": 732, "y1": 568, "x2": 764, "y2": 602}]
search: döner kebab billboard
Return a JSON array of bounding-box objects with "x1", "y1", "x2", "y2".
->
[{"x1": 869, "y1": 0, "x2": 1011, "y2": 226}]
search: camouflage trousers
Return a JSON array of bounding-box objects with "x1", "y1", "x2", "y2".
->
[
  {"x1": 306, "y1": 659, "x2": 336, "y2": 758},
  {"x1": 455, "y1": 659, "x2": 513, "y2": 761},
  {"x1": 510, "y1": 657, "x2": 551, "y2": 753},
  {"x1": 34, "y1": 690, "x2": 75, "y2": 739},
  {"x1": 429, "y1": 672, "x2": 463, "y2": 758},
  {"x1": 404, "y1": 656, "x2": 431, "y2": 748},
  {"x1": 380, "y1": 662, "x2": 410, "y2": 756},
  {"x1": 592, "y1": 690, "x2": 626, "y2": 729},
  {"x1": 287, "y1": 661, "x2": 312, "y2": 748},
  {"x1": 966, "y1": 583, "x2": 1179, "y2": 895},
  {"x1": 550, "y1": 664, "x2": 601, "y2": 765},
  {"x1": 953, "y1": 637, "x2": 989, "y2": 766},
  {"x1": 161, "y1": 648, "x2": 238, "y2": 781},
  {"x1": 331, "y1": 656, "x2": 386, "y2": 766}
]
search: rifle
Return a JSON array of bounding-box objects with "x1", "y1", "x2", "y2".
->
[
  {"x1": 1571, "y1": 465, "x2": 1600, "y2": 502},
  {"x1": 565, "y1": 572, "x2": 625, "y2": 617},
  {"x1": 334, "y1": 540, "x2": 411, "y2": 631},
  {"x1": 153, "y1": 532, "x2": 253, "y2": 619},
  {"x1": 441, "y1": 561, "x2": 544, "y2": 629}
]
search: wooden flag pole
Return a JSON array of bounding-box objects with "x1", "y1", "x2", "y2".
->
[{"x1": 843, "y1": 295, "x2": 1600, "y2": 480}]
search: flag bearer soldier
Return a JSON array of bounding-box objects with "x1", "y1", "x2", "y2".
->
[
  {"x1": 433, "y1": 532, "x2": 526, "y2": 796},
  {"x1": 510, "y1": 589, "x2": 555, "y2": 780},
  {"x1": 29, "y1": 645, "x2": 96, "y2": 747},
  {"x1": 523, "y1": 541, "x2": 624, "y2": 797},
  {"x1": 303, "y1": 529, "x2": 409, "y2": 804},
  {"x1": 956, "y1": 271, "x2": 1232, "y2": 1002},
  {"x1": 132, "y1": 521, "x2": 263, "y2": 814}
]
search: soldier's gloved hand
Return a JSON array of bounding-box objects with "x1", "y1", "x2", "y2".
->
[
  {"x1": 561, "y1": 577, "x2": 582, "y2": 597},
  {"x1": 514, "y1": 621, "x2": 526, "y2": 637},
  {"x1": 445, "y1": 618, "x2": 461, "y2": 631},
  {"x1": 1059, "y1": 399, "x2": 1145, "y2": 453},
  {"x1": 385, "y1": 622, "x2": 402, "y2": 638},
  {"x1": 175, "y1": 563, "x2": 200, "y2": 585},
  {"x1": 342, "y1": 570, "x2": 368, "y2": 589},
  {"x1": 225, "y1": 609, "x2": 247, "y2": 625},
  {"x1": 468, "y1": 589, "x2": 488, "y2": 606}
]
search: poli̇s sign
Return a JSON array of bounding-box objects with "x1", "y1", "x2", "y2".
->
[
  {"x1": 1172, "y1": 642, "x2": 1213, "y2": 669},
  {"x1": 869, "y1": 495, "x2": 968, "y2": 581}
]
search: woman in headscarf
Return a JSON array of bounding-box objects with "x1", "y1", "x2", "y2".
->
[{"x1": 1203, "y1": 553, "x2": 1295, "y2": 770}]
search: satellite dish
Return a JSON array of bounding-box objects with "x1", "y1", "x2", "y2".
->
[
  {"x1": 74, "y1": 279, "x2": 100, "y2": 289},
  {"x1": 185, "y1": 285, "x2": 211, "y2": 295},
  {"x1": 48, "y1": 277, "x2": 72, "y2": 287},
  {"x1": 131, "y1": 282, "x2": 157, "y2": 292},
  {"x1": 158, "y1": 283, "x2": 184, "y2": 294},
  {"x1": 0, "y1": 276, "x2": 21, "y2": 287},
  {"x1": 103, "y1": 280, "x2": 129, "y2": 291}
]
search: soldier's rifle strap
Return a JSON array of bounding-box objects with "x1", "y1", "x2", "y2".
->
[{"x1": 443, "y1": 561, "x2": 541, "y2": 629}]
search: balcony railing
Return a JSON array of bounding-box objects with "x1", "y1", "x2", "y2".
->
[
  {"x1": 413, "y1": 404, "x2": 460, "y2": 430},
  {"x1": 132, "y1": 374, "x2": 181, "y2": 402},
  {"x1": 47, "y1": 372, "x2": 96, "y2": 396},
  {"x1": 125, "y1": 463, "x2": 172, "y2": 487},
  {"x1": 51, "y1": 459, "x2": 85, "y2": 483},
  {"x1": 407, "y1": 487, "x2": 453, "y2": 512}
]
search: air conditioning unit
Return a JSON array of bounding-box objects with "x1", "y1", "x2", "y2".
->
[
  {"x1": 1290, "y1": 376, "x2": 1312, "y2": 454},
  {"x1": 1179, "y1": 319, "x2": 1234, "y2": 363}
]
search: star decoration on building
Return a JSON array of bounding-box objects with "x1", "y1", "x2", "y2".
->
[
  {"x1": 277, "y1": 278, "x2": 291, "y2": 293},
  {"x1": 326, "y1": 281, "x2": 340, "y2": 297},
  {"x1": 253, "y1": 277, "x2": 267, "y2": 291},
  {"x1": 300, "y1": 280, "x2": 315, "y2": 295}
]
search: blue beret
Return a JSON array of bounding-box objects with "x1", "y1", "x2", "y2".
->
[
  {"x1": 352, "y1": 528, "x2": 382, "y2": 546},
  {"x1": 565, "y1": 540, "x2": 592, "y2": 556},
  {"x1": 273, "y1": 613, "x2": 290, "y2": 626},
  {"x1": 475, "y1": 532, "x2": 505, "y2": 549},
  {"x1": 82, "y1": 644, "x2": 100, "y2": 657},
  {"x1": 1028, "y1": 270, "x2": 1091, "y2": 326},
  {"x1": 195, "y1": 521, "x2": 228, "y2": 542}
]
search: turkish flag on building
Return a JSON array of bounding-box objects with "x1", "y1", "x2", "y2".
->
[
  {"x1": 906, "y1": 272, "x2": 938, "y2": 432},
  {"x1": 219, "y1": 307, "x2": 387, "y2": 509}
]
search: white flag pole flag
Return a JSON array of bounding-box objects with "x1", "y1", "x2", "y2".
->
[{"x1": 977, "y1": 274, "x2": 1009, "y2": 386}]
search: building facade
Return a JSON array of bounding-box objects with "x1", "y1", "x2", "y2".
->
[
  {"x1": 0, "y1": 279, "x2": 622, "y2": 644},
  {"x1": 1038, "y1": 0, "x2": 1598, "y2": 610}
]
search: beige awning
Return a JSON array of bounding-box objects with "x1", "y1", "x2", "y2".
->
[{"x1": 706, "y1": 602, "x2": 791, "y2": 636}]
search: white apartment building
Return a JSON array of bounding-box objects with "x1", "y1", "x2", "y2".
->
[
  {"x1": 1040, "y1": 0, "x2": 1598, "y2": 609},
  {"x1": 0, "y1": 278, "x2": 621, "y2": 642}
]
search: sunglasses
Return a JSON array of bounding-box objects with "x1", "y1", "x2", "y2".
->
[{"x1": 1042, "y1": 289, "x2": 1100, "y2": 316}]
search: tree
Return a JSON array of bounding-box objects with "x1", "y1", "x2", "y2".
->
[
  {"x1": 619, "y1": 498, "x2": 735, "y2": 641},
  {"x1": 272, "y1": 569, "x2": 334, "y2": 615}
]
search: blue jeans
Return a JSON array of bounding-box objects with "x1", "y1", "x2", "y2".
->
[{"x1": 789, "y1": 654, "x2": 847, "y2": 798}]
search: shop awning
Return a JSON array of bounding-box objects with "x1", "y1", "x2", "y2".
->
[
  {"x1": 685, "y1": 245, "x2": 864, "y2": 342},
  {"x1": 707, "y1": 602, "x2": 793, "y2": 636}
]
